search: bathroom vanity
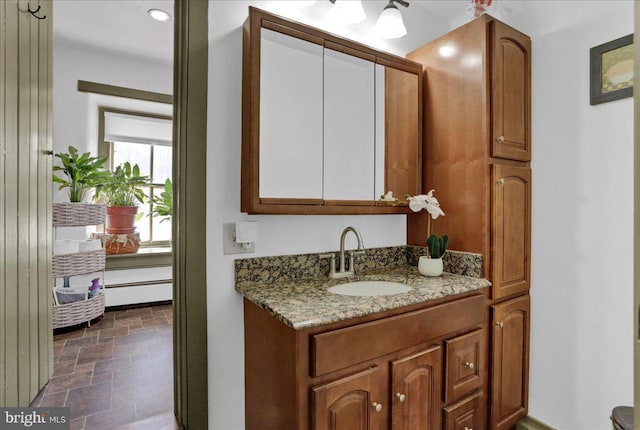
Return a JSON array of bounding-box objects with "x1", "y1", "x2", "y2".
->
[
  {"x1": 239, "y1": 6, "x2": 532, "y2": 430},
  {"x1": 237, "y1": 247, "x2": 490, "y2": 430}
]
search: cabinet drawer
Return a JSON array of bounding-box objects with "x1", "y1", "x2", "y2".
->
[
  {"x1": 312, "y1": 294, "x2": 484, "y2": 377},
  {"x1": 443, "y1": 391, "x2": 482, "y2": 430},
  {"x1": 444, "y1": 329, "x2": 484, "y2": 402}
]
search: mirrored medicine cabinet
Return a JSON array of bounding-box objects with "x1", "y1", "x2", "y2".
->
[{"x1": 242, "y1": 7, "x2": 422, "y2": 214}]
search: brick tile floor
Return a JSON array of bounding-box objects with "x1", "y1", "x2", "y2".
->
[{"x1": 32, "y1": 304, "x2": 174, "y2": 430}]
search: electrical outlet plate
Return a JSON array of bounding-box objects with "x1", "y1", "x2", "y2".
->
[{"x1": 223, "y1": 223, "x2": 255, "y2": 255}]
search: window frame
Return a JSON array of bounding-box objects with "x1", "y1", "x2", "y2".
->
[{"x1": 98, "y1": 106, "x2": 174, "y2": 248}]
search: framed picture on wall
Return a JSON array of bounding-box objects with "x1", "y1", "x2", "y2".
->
[{"x1": 590, "y1": 34, "x2": 634, "y2": 105}]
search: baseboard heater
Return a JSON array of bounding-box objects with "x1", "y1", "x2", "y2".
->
[{"x1": 105, "y1": 279, "x2": 173, "y2": 289}]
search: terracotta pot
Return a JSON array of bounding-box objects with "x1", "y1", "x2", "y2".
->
[{"x1": 106, "y1": 206, "x2": 138, "y2": 234}]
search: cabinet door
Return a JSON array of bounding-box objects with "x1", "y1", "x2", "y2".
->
[
  {"x1": 491, "y1": 164, "x2": 531, "y2": 299},
  {"x1": 443, "y1": 392, "x2": 483, "y2": 430},
  {"x1": 259, "y1": 27, "x2": 324, "y2": 201},
  {"x1": 313, "y1": 366, "x2": 386, "y2": 430},
  {"x1": 391, "y1": 346, "x2": 442, "y2": 430},
  {"x1": 324, "y1": 44, "x2": 375, "y2": 202},
  {"x1": 491, "y1": 21, "x2": 531, "y2": 161},
  {"x1": 491, "y1": 295, "x2": 530, "y2": 430}
]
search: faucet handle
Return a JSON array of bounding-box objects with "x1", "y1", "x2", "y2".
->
[
  {"x1": 347, "y1": 250, "x2": 365, "y2": 273},
  {"x1": 319, "y1": 253, "x2": 336, "y2": 277}
]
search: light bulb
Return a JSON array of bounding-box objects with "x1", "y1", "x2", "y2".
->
[
  {"x1": 375, "y1": 3, "x2": 407, "y2": 39},
  {"x1": 148, "y1": 9, "x2": 171, "y2": 22}
]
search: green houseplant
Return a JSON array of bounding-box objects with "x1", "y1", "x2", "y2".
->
[
  {"x1": 94, "y1": 162, "x2": 149, "y2": 235},
  {"x1": 52, "y1": 146, "x2": 110, "y2": 202},
  {"x1": 427, "y1": 234, "x2": 449, "y2": 259},
  {"x1": 149, "y1": 178, "x2": 172, "y2": 223}
]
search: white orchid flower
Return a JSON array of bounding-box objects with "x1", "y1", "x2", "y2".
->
[
  {"x1": 407, "y1": 190, "x2": 445, "y2": 219},
  {"x1": 425, "y1": 201, "x2": 445, "y2": 219},
  {"x1": 408, "y1": 195, "x2": 428, "y2": 212},
  {"x1": 380, "y1": 191, "x2": 396, "y2": 202},
  {"x1": 424, "y1": 189, "x2": 439, "y2": 205}
]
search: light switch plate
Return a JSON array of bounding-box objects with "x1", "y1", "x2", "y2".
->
[{"x1": 223, "y1": 223, "x2": 255, "y2": 255}]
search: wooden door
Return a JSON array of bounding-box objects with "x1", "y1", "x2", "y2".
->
[
  {"x1": 491, "y1": 164, "x2": 531, "y2": 299},
  {"x1": 313, "y1": 366, "x2": 386, "y2": 430},
  {"x1": 491, "y1": 296, "x2": 530, "y2": 430},
  {"x1": 491, "y1": 20, "x2": 531, "y2": 162},
  {"x1": 391, "y1": 346, "x2": 442, "y2": 430},
  {"x1": 0, "y1": 0, "x2": 53, "y2": 406}
]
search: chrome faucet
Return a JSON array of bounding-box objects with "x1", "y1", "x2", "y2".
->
[{"x1": 320, "y1": 226, "x2": 366, "y2": 279}]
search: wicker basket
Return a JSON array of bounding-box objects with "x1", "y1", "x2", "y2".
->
[
  {"x1": 53, "y1": 292, "x2": 105, "y2": 329},
  {"x1": 53, "y1": 203, "x2": 106, "y2": 227},
  {"x1": 92, "y1": 232, "x2": 140, "y2": 255},
  {"x1": 52, "y1": 249, "x2": 106, "y2": 278}
]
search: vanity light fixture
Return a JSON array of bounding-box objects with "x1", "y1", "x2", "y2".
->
[
  {"x1": 147, "y1": 8, "x2": 171, "y2": 22},
  {"x1": 375, "y1": 0, "x2": 409, "y2": 39},
  {"x1": 328, "y1": 0, "x2": 367, "y2": 24}
]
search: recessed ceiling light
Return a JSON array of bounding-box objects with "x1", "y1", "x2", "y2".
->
[{"x1": 148, "y1": 8, "x2": 171, "y2": 22}]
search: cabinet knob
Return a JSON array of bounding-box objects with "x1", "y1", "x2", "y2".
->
[
  {"x1": 464, "y1": 361, "x2": 475, "y2": 370},
  {"x1": 496, "y1": 321, "x2": 504, "y2": 328},
  {"x1": 497, "y1": 178, "x2": 505, "y2": 185},
  {"x1": 395, "y1": 393, "x2": 406, "y2": 402},
  {"x1": 372, "y1": 402, "x2": 383, "y2": 412},
  {"x1": 496, "y1": 135, "x2": 505, "y2": 143},
  {"x1": 464, "y1": 427, "x2": 473, "y2": 430}
]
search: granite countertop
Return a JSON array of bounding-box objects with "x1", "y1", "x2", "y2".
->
[{"x1": 236, "y1": 265, "x2": 491, "y2": 330}]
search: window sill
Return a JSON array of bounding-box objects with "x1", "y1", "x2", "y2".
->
[{"x1": 106, "y1": 247, "x2": 172, "y2": 270}]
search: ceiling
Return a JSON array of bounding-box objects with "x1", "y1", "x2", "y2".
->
[
  {"x1": 413, "y1": 0, "x2": 469, "y2": 20},
  {"x1": 52, "y1": 0, "x2": 468, "y2": 64},
  {"x1": 53, "y1": 0, "x2": 174, "y2": 63}
]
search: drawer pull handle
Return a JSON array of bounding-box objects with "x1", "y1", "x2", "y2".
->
[
  {"x1": 372, "y1": 402, "x2": 383, "y2": 412},
  {"x1": 464, "y1": 361, "x2": 475, "y2": 370},
  {"x1": 395, "y1": 393, "x2": 406, "y2": 402},
  {"x1": 464, "y1": 427, "x2": 473, "y2": 430},
  {"x1": 496, "y1": 321, "x2": 504, "y2": 328},
  {"x1": 496, "y1": 135, "x2": 505, "y2": 143}
]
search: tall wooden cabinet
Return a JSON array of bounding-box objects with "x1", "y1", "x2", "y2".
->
[{"x1": 407, "y1": 14, "x2": 532, "y2": 430}]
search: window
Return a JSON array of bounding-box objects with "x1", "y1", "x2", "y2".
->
[{"x1": 99, "y1": 107, "x2": 173, "y2": 247}]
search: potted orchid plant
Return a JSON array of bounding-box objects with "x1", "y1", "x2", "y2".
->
[{"x1": 381, "y1": 190, "x2": 448, "y2": 276}]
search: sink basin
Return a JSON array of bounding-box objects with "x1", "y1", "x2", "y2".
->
[{"x1": 327, "y1": 281, "x2": 411, "y2": 297}]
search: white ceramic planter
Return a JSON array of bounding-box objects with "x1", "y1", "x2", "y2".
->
[{"x1": 418, "y1": 256, "x2": 443, "y2": 277}]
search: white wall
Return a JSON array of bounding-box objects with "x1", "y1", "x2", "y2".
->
[
  {"x1": 52, "y1": 37, "x2": 173, "y2": 157},
  {"x1": 502, "y1": 2, "x2": 634, "y2": 429},
  {"x1": 206, "y1": 1, "x2": 450, "y2": 428}
]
